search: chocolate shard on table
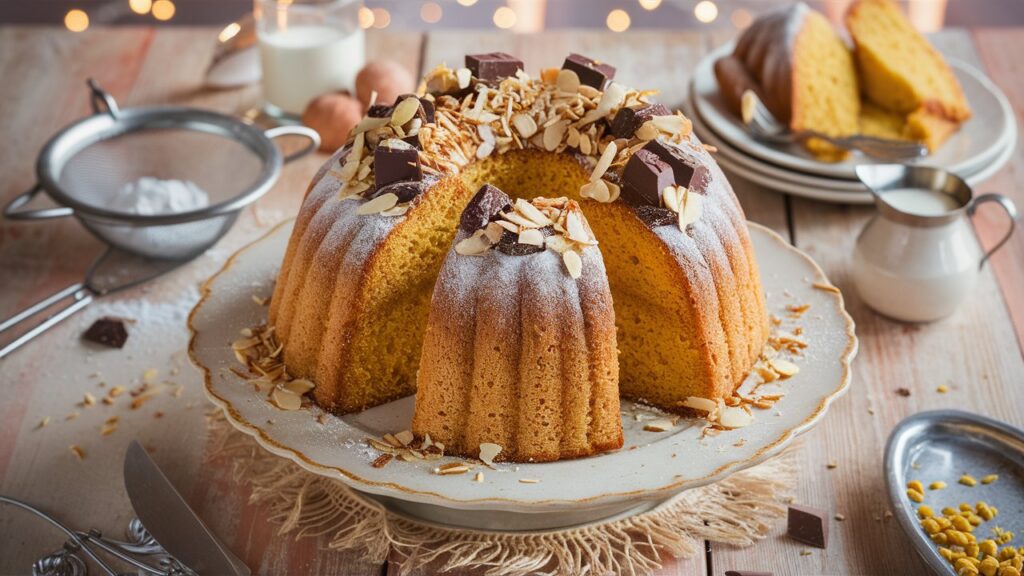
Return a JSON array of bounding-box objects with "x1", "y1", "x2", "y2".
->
[
  {"x1": 465, "y1": 52, "x2": 524, "y2": 82},
  {"x1": 395, "y1": 93, "x2": 435, "y2": 123},
  {"x1": 622, "y1": 148, "x2": 675, "y2": 207},
  {"x1": 83, "y1": 317, "x2": 129, "y2": 349},
  {"x1": 787, "y1": 504, "x2": 829, "y2": 549},
  {"x1": 562, "y1": 53, "x2": 616, "y2": 89},
  {"x1": 460, "y1": 183, "x2": 512, "y2": 233},
  {"x1": 724, "y1": 571, "x2": 773, "y2": 576},
  {"x1": 369, "y1": 180, "x2": 423, "y2": 203},
  {"x1": 611, "y1": 103, "x2": 671, "y2": 139},
  {"x1": 494, "y1": 228, "x2": 546, "y2": 256},
  {"x1": 632, "y1": 205, "x2": 678, "y2": 228},
  {"x1": 642, "y1": 140, "x2": 699, "y2": 191},
  {"x1": 374, "y1": 141, "x2": 422, "y2": 190}
]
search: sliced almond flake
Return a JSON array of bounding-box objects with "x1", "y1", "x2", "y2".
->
[
  {"x1": 545, "y1": 234, "x2": 571, "y2": 254},
  {"x1": 454, "y1": 231, "x2": 492, "y2": 256},
  {"x1": 812, "y1": 282, "x2": 840, "y2": 293},
  {"x1": 562, "y1": 250, "x2": 583, "y2": 279},
  {"x1": 719, "y1": 405, "x2": 754, "y2": 429},
  {"x1": 566, "y1": 126, "x2": 581, "y2": 148},
  {"x1": 564, "y1": 211, "x2": 590, "y2": 244},
  {"x1": 435, "y1": 464, "x2": 470, "y2": 475},
  {"x1": 283, "y1": 379, "x2": 315, "y2": 395},
  {"x1": 501, "y1": 210, "x2": 541, "y2": 229},
  {"x1": 519, "y1": 478, "x2": 540, "y2": 484},
  {"x1": 652, "y1": 115, "x2": 686, "y2": 135},
  {"x1": 643, "y1": 418, "x2": 675, "y2": 432},
  {"x1": 511, "y1": 113, "x2": 538, "y2": 138},
  {"x1": 271, "y1": 388, "x2": 302, "y2": 411},
  {"x1": 515, "y1": 198, "x2": 554, "y2": 227},
  {"x1": 477, "y1": 123, "x2": 495, "y2": 143},
  {"x1": 578, "y1": 133, "x2": 592, "y2": 156},
  {"x1": 556, "y1": 69, "x2": 580, "y2": 93},
  {"x1": 663, "y1": 186, "x2": 681, "y2": 212},
  {"x1": 476, "y1": 140, "x2": 495, "y2": 159},
  {"x1": 390, "y1": 97, "x2": 421, "y2": 127},
  {"x1": 351, "y1": 116, "x2": 389, "y2": 138},
  {"x1": 368, "y1": 438, "x2": 398, "y2": 453},
  {"x1": 380, "y1": 204, "x2": 410, "y2": 217},
  {"x1": 769, "y1": 358, "x2": 800, "y2": 378},
  {"x1": 578, "y1": 84, "x2": 601, "y2": 99},
  {"x1": 357, "y1": 193, "x2": 399, "y2": 216},
  {"x1": 591, "y1": 141, "x2": 617, "y2": 182},
  {"x1": 456, "y1": 67, "x2": 472, "y2": 89},
  {"x1": 483, "y1": 222, "x2": 504, "y2": 244},
  {"x1": 681, "y1": 396, "x2": 717, "y2": 413},
  {"x1": 69, "y1": 445, "x2": 85, "y2": 460},
  {"x1": 518, "y1": 228, "x2": 545, "y2": 247},
  {"x1": 37, "y1": 416, "x2": 50, "y2": 430},
  {"x1": 635, "y1": 121, "x2": 659, "y2": 141},
  {"x1": 83, "y1": 392, "x2": 96, "y2": 407},
  {"x1": 605, "y1": 180, "x2": 621, "y2": 202},
  {"x1": 474, "y1": 472, "x2": 484, "y2": 482},
  {"x1": 542, "y1": 120, "x2": 568, "y2": 152},
  {"x1": 579, "y1": 179, "x2": 610, "y2": 203},
  {"x1": 392, "y1": 430, "x2": 414, "y2": 446},
  {"x1": 478, "y1": 442, "x2": 502, "y2": 466},
  {"x1": 679, "y1": 188, "x2": 703, "y2": 230},
  {"x1": 495, "y1": 219, "x2": 519, "y2": 234}
]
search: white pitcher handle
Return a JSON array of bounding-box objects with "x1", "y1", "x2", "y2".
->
[{"x1": 969, "y1": 193, "x2": 1018, "y2": 270}]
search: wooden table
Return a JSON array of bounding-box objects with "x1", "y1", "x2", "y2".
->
[{"x1": 1, "y1": 26, "x2": 1021, "y2": 576}]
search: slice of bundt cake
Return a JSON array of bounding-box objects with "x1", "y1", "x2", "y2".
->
[
  {"x1": 714, "y1": 3, "x2": 860, "y2": 161},
  {"x1": 413, "y1": 188, "x2": 622, "y2": 463},
  {"x1": 846, "y1": 0, "x2": 971, "y2": 151}
]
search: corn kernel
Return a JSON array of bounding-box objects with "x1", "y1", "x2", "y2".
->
[
  {"x1": 933, "y1": 532, "x2": 949, "y2": 545},
  {"x1": 981, "y1": 557, "x2": 999, "y2": 576},
  {"x1": 931, "y1": 481, "x2": 948, "y2": 490},
  {"x1": 979, "y1": 506, "x2": 996, "y2": 521},
  {"x1": 944, "y1": 507, "x2": 960, "y2": 516},
  {"x1": 908, "y1": 488, "x2": 925, "y2": 503},
  {"x1": 950, "y1": 531, "x2": 971, "y2": 547},
  {"x1": 981, "y1": 474, "x2": 998, "y2": 485},
  {"x1": 999, "y1": 547, "x2": 1016, "y2": 561},
  {"x1": 962, "y1": 503, "x2": 975, "y2": 512},
  {"x1": 961, "y1": 474, "x2": 978, "y2": 487},
  {"x1": 970, "y1": 515, "x2": 985, "y2": 527},
  {"x1": 953, "y1": 515, "x2": 974, "y2": 532},
  {"x1": 922, "y1": 518, "x2": 941, "y2": 534},
  {"x1": 999, "y1": 566, "x2": 1020, "y2": 576},
  {"x1": 920, "y1": 505, "x2": 936, "y2": 518},
  {"x1": 968, "y1": 544, "x2": 981, "y2": 558},
  {"x1": 908, "y1": 480, "x2": 925, "y2": 493},
  {"x1": 981, "y1": 540, "x2": 998, "y2": 557},
  {"x1": 957, "y1": 558, "x2": 978, "y2": 574},
  {"x1": 941, "y1": 547, "x2": 957, "y2": 561},
  {"x1": 938, "y1": 517, "x2": 954, "y2": 529}
]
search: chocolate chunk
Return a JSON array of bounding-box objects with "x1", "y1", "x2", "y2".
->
[
  {"x1": 562, "y1": 53, "x2": 616, "y2": 89},
  {"x1": 370, "y1": 180, "x2": 423, "y2": 203},
  {"x1": 83, "y1": 317, "x2": 129, "y2": 349},
  {"x1": 374, "y1": 142, "x2": 421, "y2": 190},
  {"x1": 395, "y1": 94, "x2": 435, "y2": 123},
  {"x1": 724, "y1": 571, "x2": 772, "y2": 576},
  {"x1": 460, "y1": 184, "x2": 511, "y2": 233},
  {"x1": 466, "y1": 53, "x2": 523, "y2": 82},
  {"x1": 611, "y1": 104, "x2": 671, "y2": 139},
  {"x1": 622, "y1": 149, "x2": 675, "y2": 207},
  {"x1": 494, "y1": 229, "x2": 546, "y2": 256},
  {"x1": 642, "y1": 140, "x2": 698, "y2": 190},
  {"x1": 401, "y1": 133, "x2": 422, "y2": 149},
  {"x1": 896, "y1": 387, "x2": 911, "y2": 397},
  {"x1": 367, "y1": 104, "x2": 392, "y2": 118},
  {"x1": 632, "y1": 205, "x2": 677, "y2": 228},
  {"x1": 787, "y1": 505, "x2": 829, "y2": 549}
]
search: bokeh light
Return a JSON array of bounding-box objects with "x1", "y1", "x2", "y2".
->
[
  {"x1": 421, "y1": 2, "x2": 443, "y2": 24},
  {"x1": 128, "y1": 0, "x2": 152, "y2": 15},
  {"x1": 731, "y1": 8, "x2": 752, "y2": 28},
  {"x1": 638, "y1": 0, "x2": 662, "y2": 10},
  {"x1": 493, "y1": 6, "x2": 517, "y2": 29},
  {"x1": 358, "y1": 6, "x2": 375, "y2": 28},
  {"x1": 151, "y1": 0, "x2": 175, "y2": 21},
  {"x1": 606, "y1": 9, "x2": 631, "y2": 32},
  {"x1": 694, "y1": 0, "x2": 718, "y2": 23},
  {"x1": 456, "y1": 0, "x2": 478, "y2": 6},
  {"x1": 64, "y1": 9, "x2": 89, "y2": 32},
  {"x1": 372, "y1": 7, "x2": 391, "y2": 28},
  {"x1": 218, "y1": 22, "x2": 241, "y2": 42}
]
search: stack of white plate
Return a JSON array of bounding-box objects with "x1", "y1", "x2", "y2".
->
[{"x1": 687, "y1": 44, "x2": 1017, "y2": 204}]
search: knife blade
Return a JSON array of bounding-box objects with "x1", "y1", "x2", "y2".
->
[{"x1": 123, "y1": 440, "x2": 251, "y2": 576}]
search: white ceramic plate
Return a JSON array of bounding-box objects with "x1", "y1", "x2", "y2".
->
[
  {"x1": 692, "y1": 42, "x2": 1016, "y2": 180},
  {"x1": 686, "y1": 96, "x2": 1017, "y2": 205},
  {"x1": 190, "y1": 220, "x2": 857, "y2": 529}
]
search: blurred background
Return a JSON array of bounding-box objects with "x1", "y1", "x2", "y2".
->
[{"x1": 4, "y1": 0, "x2": 1024, "y2": 35}]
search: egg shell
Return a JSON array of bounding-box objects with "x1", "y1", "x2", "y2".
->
[
  {"x1": 301, "y1": 92, "x2": 363, "y2": 153},
  {"x1": 356, "y1": 60, "x2": 415, "y2": 107}
]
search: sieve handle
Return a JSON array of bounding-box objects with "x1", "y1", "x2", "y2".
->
[
  {"x1": 88, "y1": 78, "x2": 120, "y2": 119},
  {"x1": 265, "y1": 125, "x2": 320, "y2": 163},
  {"x1": 0, "y1": 282, "x2": 94, "y2": 360},
  {"x1": 3, "y1": 183, "x2": 74, "y2": 220}
]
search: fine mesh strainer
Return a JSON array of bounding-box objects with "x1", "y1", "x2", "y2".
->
[{"x1": 0, "y1": 80, "x2": 319, "y2": 359}]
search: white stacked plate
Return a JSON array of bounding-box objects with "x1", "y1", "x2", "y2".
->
[{"x1": 688, "y1": 43, "x2": 1017, "y2": 204}]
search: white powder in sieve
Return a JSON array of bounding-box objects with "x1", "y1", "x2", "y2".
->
[{"x1": 108, "y1": 177, "x2": 210, "y2": 215}]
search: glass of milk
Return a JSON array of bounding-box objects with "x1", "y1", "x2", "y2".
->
[
  {"x1": 254, "y1": 0, "x2": 365, "y2": 120},
  {"x1": 852, "y1": 164, "x2": 1018, "y2": 323}
]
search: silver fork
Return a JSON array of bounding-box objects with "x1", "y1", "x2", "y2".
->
[{"x1": 741, "y1": 90, "x2": 929, "y2": 161}]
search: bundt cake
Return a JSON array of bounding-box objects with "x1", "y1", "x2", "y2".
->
[
  {"x1": 412, "y1": 190, "x2": 623, "y2": 462},
  {"x1": 268, "y1": 52, "x2": 770, "y2": 459},
  {"x1": 714, "y1": 3, "x2": 860, "y2": 161},
  {"x1": 846, "y1": 0, "x2": 971, "y2": 151}
]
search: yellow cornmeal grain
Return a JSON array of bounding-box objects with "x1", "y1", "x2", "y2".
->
[
  {"x1": 960, "y1": 474, "x2": 978, "y2": 487},
  {"x1": 913, "y1": 495, "x2": 1022, "y2": 576},
  {"x1": 908, "y1": 479, "x2": 924, "y2": 493},
  {"x1": 981, "y1": 475, "x2": 998, "y2": 485},
  {"x1": 931, "y1": 481, "x2": 948, "y2": 490}
]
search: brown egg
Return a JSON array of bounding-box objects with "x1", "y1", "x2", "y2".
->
[
  {"x1": 356, "y1": 60, "x2": 415, "y2": 107},
  {"x1": 301, "y1": 92, "x2": 363, "y2": 153}
]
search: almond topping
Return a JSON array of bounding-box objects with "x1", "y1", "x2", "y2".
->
[
  {"x1": 357, "y1": 193, "x2": 399, "y2": 216},
  {"x1": 591, "y1": 141, "x2": 617, "y2": 182},
  {"x1": 455, "y1": 67, "x2": 472, "y2": 89},
  {"x1": 556, "y1": 69, "x2": 580, "y2": 93},
  {"x1": 271, "y1": 388, "x2": 302, "y2": 411},
  {"x1": 511, "y1": 113, "x2": 538, "y2": 139},
  {"x1": 770, "y1": 358, "x2": 800, "y2": 378},
  {"x1": 562, "y1": 250, "x2": 583, "y2": 279},
  {"x1": 390, "y1": 97, "x2": 421, "y2": 127},
  {"x1": 518, "y1": 228, "x2": 545, "y2": 247},
  {"x1": 478, "y1": 442, "x2": 502, "y2": 466}
]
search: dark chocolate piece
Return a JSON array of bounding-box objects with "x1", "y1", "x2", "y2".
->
[
  {"x1": 787, "y1": 505, "x2": 829, "y2": 549},
  {"x1": 724, "y1": 571, "x2": 772, "y2": 576},
  {"x1": 460, "y1": 184, "x2": 512, "y2": 233},
  {"x1": 465, "y1": 53, "x2": 523, "y2": 82},
  {"x1": 642, "y1": 140, "x2": 698, "y2": 190},
  {"x1": 401, "y1": 133, "x2": 422, "y2": 149},
  {"x1": 622, "y1": 149, "x2": 675, "y2": 207},
  {"x1": 632, "y1": 205, "x2": 677, "y2": 228},
  {"x1": 611, "y1": 103, "x2": 671, "y2": 139},
  {"x1": 367, "y1": 104, "x2": 392, "y2": 118},
  {"x1": 494, "y1": 229, "x2": 546, "y2": 256},
  {"x1": 370, "y1": 180, "x2": 423, "y2": 203},
  {"x1": 562, "y1": 53, "x2": 616, "y2": 89},
  {"x1": 374, "y1": 143, "x2": 421, "y2": 190},
  {"x1": 395, "y1": 94, "x2": 435, "y2": 123},
  {"x1": 83, "y1": 317, "x2": 129, "y2": 349}
]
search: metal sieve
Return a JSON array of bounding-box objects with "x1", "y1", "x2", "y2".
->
[{"x1": 0, "y1": 80, "x2": 319, "y2": 358}]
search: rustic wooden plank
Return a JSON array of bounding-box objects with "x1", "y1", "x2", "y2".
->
[{"x1": 710, "y1": 29, "x2": 1024, "y2": 576}]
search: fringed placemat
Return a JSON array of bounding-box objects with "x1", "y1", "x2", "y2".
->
[{"x1": 207, "y1": 413, "x2": 796, "y2": 576}]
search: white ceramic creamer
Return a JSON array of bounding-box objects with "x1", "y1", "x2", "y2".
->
[{"x1": 853, "y1": 165, "x2": 1017, "y2": 323}]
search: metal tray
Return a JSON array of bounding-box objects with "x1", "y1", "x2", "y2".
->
[{"x1": 885, "y1": 410, "x2": 1024, "y2": 576}]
